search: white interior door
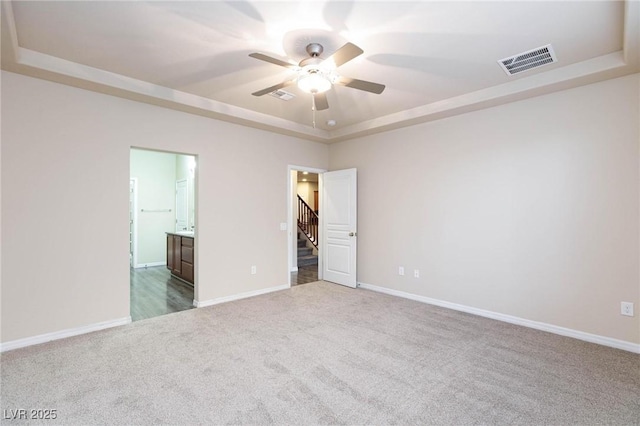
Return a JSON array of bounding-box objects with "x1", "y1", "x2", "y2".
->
[
  {"x1": 176, "y1": 179, "x2": 188, "y2": 232},
  {"x1": 322, "y1": 168, "x2": 357, "y2": 288}
]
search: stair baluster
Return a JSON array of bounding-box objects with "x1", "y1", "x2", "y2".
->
[{"x1": 297, "y1": 195, "x2": 318, "y2": 248}]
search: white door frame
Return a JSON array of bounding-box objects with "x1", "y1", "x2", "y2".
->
[
  {"x1": 287, "y1": 165, "x2": 327, "y2": 287},
  {"x1": 130, "y1": 149, "x2": 199, "y2": 310},
  {"x1": 129, "y1": 178, "x2": 138, "y2": 268}
]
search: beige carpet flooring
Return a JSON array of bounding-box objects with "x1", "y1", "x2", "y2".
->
[{"x1": 1, "y1": 281, "x2": 639, "y2": 425}]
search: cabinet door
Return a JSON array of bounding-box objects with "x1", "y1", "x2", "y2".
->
[
  {"x1": 180, "y1": 236, "x2": 194, "y2": 284},
  {"x1": 181, "y1": 261, "x2": 194, "y2": 283},
  {"x1": 172, "y1": 236, "x2": 182, "y2": 275},
  {"x1": 167, "y1": 235, "x2": 174, "y2": 270},
  {"x1": 181, "y1": 246, "x2": 193, "y2": 264}
]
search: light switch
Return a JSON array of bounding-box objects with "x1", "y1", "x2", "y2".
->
[{"x1": 280, "y1": 222, "x2": 287, "y2": 231}]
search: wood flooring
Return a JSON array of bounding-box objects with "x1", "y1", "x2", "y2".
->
[
  {"x1": 130, "y1": 266, "x2": 194, "y2": 321},
  {"x1": 291, "y1": 264, "x2": 318, "y2": 286},
  {"x1": 131, "y1": 263, "x2": 316, "y2": 322}
]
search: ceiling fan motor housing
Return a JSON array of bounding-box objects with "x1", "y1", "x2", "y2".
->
[{"x1": 305, "y1": 43, "x2": 324, "y2": 57}]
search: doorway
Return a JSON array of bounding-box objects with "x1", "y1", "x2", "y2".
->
[
  {"x1": 289, "y1": 166, "x2": 326, "y2": 286},
  {"x1": 288, "y1": 166, "x2": 359, "y2": 289},
  {"x1": 130, "y1": 148, "x2": 197, "y2": 321}
]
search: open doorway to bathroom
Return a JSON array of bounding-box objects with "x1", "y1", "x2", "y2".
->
[{"x1": 129, "y1": 148, "x2": 197, "y2": 321}]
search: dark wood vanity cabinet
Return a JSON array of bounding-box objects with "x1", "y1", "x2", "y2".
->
[
  {"x1": 167, "y1": 233, "x2": 194, "y2": 285},
  {"x1": 180, "y1": 237, "x2": 194, "y2": 282}
]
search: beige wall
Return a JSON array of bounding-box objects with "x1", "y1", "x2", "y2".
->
[
  {"x1": 297, "y1": 181, "x2": 318, "y2": 211},
  {"x1": 0, "y1": 71, "x2": 329, "y2": 343},
  {"x1": 2, "y1": 69, "x2": 638, "y2": 346},
  {"x1": 329, "y1": 74, "x2": 640, "y2": 344}
]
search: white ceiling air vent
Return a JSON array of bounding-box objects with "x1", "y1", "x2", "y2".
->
[
  {"x1": 498, "y1": 44, "x2": 557, "y2": 76},
  {"x1": 268, "y1": 89, "x2": 296, "y2": 101}
]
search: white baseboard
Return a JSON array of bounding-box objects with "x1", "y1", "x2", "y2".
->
[
  {"x1": 358, "y1": 282, "x2": 640, "y2": 354},
  {"x1": 194, "y1": 284, "x2": 289, "y2": 308},
  {"x1": 134, "y1": 262, "x2": 165, "y2": 269},
  {"x1": 0, "y1": 317, "x2": 132, "y2": 353}
]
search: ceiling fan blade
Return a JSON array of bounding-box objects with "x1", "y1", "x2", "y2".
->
[
  {"x1": 249, "y1": 53, "x2": 297, "y2": 69},
  {"x1": 336, "y1": 76, "x2": 385, "y2": 94},
  {"x1": 251, "y1": 80, "x2": 295, "y2": 96},
  {"x1": 314, "y1": 93, "x2": 329, "y2": 111},
  {"x1": 325, "y1": 42, "x2": 363, "y2": 68}
]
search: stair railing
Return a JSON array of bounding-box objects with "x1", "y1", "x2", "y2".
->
[{"x1": 297, "y1": 195, "x2": 318, "y2": 248}]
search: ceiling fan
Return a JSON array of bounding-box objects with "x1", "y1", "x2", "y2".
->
[{"x1": 249, "y1": 42, "x2": 385, "y2": 111}]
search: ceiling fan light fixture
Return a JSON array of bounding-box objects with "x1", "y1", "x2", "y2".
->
[{"x1": 297, "y1": 71, "x2": 332, "y2": 94}]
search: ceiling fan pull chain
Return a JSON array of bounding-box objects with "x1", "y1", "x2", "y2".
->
[{"x1": 312, "y1": 95, "x2": 317, "y2": 129}]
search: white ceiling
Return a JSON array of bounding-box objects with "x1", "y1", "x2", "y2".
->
[{"x1": 2, "y1": 1, "x2": 638, "y2": 143}]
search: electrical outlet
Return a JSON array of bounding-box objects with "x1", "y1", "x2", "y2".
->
[
  {"x1": 414, "y1": 269, "x2": 420, "y2": 278},
  {"x1": 398, "y1": 267, "x2": 405, "y2": 276},
  {"x1": 251, "y1": 265, "x2": 257, "y2": 275},
  {"x1": 621, "y1": 302, "x2": 634, "y2": 317}
]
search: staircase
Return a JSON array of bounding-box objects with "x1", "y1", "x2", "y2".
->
[
  {"x1": 297, "y1": 195, "x2": 319, "y2": 267},
  {"x1": 297, "y1": 231, "x2": 318, "y2": 267}
]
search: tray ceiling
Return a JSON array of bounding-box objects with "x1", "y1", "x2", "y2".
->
[{"x1": 1, "y1": 1, "x2": 638, "y2": 143}]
